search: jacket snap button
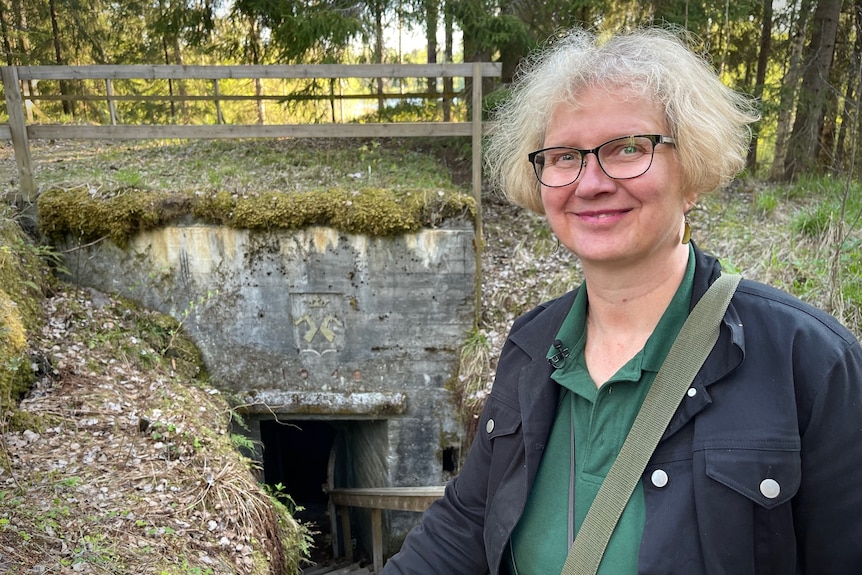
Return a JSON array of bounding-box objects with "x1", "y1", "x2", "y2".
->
[
  {"x1": 686, "y1": 388, "x2": 697, "y2": 397},
  {"x1": 650, "y1": 469, "x2": 669, "y2": 488},
  {"x1": 760, "y1": 478, "x2": 780, "y2": 499},
  {"x1": 486, "y1": 419, "x2": 495, "y2": 433}
]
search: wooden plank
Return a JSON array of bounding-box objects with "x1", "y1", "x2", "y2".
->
[
  {"x1": 328, "y1": 487, "x2": 445, "y2": 513},
  {"x1": 16, "y1": 63, "x2": 502, "y2": 82},
  {"x1": 28, "y1": 123, "x2": 475, "y2": 140},
  {"x1": 341, "y1": 508, "x2": 353, "y2": 562},
  {"x1": 371, "y1": 509, "x2": 383, "y2": 574},
  {"x1": 0, "y1": 66, "x2": 36, "y2": 200},
  {"x1": 30, "y1": 91, "x2": 468, "y2": 103},
  {"x1": 471, "y1": 62, "x2": 485, "y2": 331},
  {"x1": 0, "y1": 124, "x2": 10, "y2": 139}
]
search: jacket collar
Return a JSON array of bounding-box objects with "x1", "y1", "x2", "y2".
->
[
  {"x1": 690, "y1": 242, "x2": 745, "y2": 385},
  {"x1": 509, "y1": 291, "x2": 577, "y2": 363},
  {"x1": 506, "y1": 242, "x2": 745, "y2": 395}
]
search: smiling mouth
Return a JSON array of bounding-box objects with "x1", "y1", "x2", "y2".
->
[{"x1": 578, "y1": 209, "x2": 630, "y2": 219}]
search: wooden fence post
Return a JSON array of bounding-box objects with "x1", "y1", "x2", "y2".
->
[
  {"x1": 106, "y1": 79, "x2": 118, "y2": 125},
  {"x1": 1, "y1": 66, "x2": 37, "y2": 206},
  {"x1": 471, "y1": 62, "x2": 484, "y2": 330},
  {"x1": 213, "y1": 79, "x2": 224, "y2": 124}
]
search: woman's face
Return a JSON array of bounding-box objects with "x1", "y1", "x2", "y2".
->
[{"x1": 539, "y1": 87, "x2": 693, "y2": 272}]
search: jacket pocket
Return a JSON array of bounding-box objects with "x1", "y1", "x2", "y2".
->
[
  {"x1": 704, "y1": 445, "x2": 801, "y2": 509},
  {"x1": 483, "y1": 394, "x2": 521, "y2": 441},
  {"x1": 481, "y1": 394, "x2": 524, "y2": 501}
]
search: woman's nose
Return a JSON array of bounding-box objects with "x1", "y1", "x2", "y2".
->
[{"x1": 574, "y1": 153, "x2": 615, "y2": 195}]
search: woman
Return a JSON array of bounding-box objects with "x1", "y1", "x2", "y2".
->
[{"x1": 383, "y1": 27, "x2": 862, "y2": 574}]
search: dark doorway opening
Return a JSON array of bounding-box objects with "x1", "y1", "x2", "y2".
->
[{"x1": 260, "y1": 419, "x2": 337, "y2": 562}]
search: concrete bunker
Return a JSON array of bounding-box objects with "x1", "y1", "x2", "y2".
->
[{"x1": 58, "y1": 221, "x2": 476, "y2": 562}]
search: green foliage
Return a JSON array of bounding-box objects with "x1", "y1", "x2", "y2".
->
[
  {"x1": 696, "y1": 175, "x2": 862, "y2": 334},
  {"x1": 791, "y1": 202, "x2": 838, "y2": 238},
  {"x1": 447, "y1": 0, "x2": 531, "y2": 58},
  {"x1": 268, "y1": 487, "x2": 315, "y2": 572},
  {"x1": 230, "y1": 432, "x2": 260, "y2": 457},
  {"x1": 753, "y1": 190, "x2": 780, "y2": 215},
  {"x1": 788, "y1": 176, "x2": 862, "y2": 239},
  {"x1": 234, "y1": 0, "x2": 364, "y2": 63},
  {"x1": 482, "y1": 87, "x2": 510, "y2": 120},
  {"x1": 449, "y1": 328, "x2": 491, "y2": 447}
]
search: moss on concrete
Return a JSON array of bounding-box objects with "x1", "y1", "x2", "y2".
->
[
  {"x1": 38, "y1": 185, "x2": 476, "y2": 246},
  {"x1": 38, "y1": 187, "x2": 192, "y2": 247},
  {"x1": 0, "y1": 213, "x2": 50, "y2": 427}
]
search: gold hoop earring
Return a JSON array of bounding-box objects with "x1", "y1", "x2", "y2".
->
[{"x1": 681, "y1": 217, "x2": 691, "y2": 245}]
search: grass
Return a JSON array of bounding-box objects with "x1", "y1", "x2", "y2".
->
[
  {"x1": 687, "y1": 176, "x2": 862, "y2": 335},
  {"x1": 8, "y1": 138, "x2": 467, "y2": 197}
]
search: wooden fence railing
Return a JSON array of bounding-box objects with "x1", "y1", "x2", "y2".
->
[
  {"x1": 0, "y1": 63, "x2": 501, "y2": 208},
  {"x1": 328, "y1": 486, "x2": 445, "y2": 573}
]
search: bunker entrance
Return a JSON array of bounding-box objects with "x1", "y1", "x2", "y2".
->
[{"x1": 258, "y1": 418, "x2": 388, "y2": 563}]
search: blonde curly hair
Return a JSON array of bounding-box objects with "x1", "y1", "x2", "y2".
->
[{"x1": 484, "y1": 27, "x2": 760, "y2": 214}]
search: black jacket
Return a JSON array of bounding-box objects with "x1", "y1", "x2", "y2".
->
[{"x1": 384, "y1": 245, "x2": 862, "y2": 574}]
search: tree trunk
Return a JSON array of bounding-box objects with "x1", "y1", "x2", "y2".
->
[
  {"x1": 49, "y1": 0, "x2": 74, "y2": 117},
  {"x1": 11, "y1": 0, "x2": 36, "y2": 121},
  {"x1": 248, "y1": 16, "x2": 265, "y2": 125},
  {"x1": 0, "y1": 0, "x2": 13, "y2": 65},
  {"x1": 163, "y1": 37, "x2": 177, "y2": 123},
  {"x1": 783, "y1": 0, "x2": 843, "y2": 180},
  {"x1": 831, "y1": 0, "x2": 862, "y2": 172},
  {"x1": 746, "y1": 0, "x2": 773, "y2": 173},
  {"x1": 425, "y1": 0, "x2": 438, "y2": 96},
  {"x1": 443, "y1": 0, "x2": 453, "y2": 122},
  {"x1": 10, "y1": 0, "x2": 30, "y2": 64},
  {"x1": 373, "y1": 0, "x2": 385, "y2": 117},
  {"x1": 770, "y1": 0, "x2": 814, "y2": 180}
]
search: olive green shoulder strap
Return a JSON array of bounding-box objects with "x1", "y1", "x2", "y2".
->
[{"x1": 560, "y1": 273, "x2": 741, "y2": 575}]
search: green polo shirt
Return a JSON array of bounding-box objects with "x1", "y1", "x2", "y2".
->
[{"x1": 509, "y1": 246, "x2": 695, "y2": 575}]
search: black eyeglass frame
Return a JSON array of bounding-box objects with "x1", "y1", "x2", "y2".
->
[{"x1": 527, "y1": 134, "x2": 676, "y2": 188}]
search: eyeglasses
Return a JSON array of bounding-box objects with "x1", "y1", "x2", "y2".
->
[{"x1": 527, "y1": 134, "x2": 675, "y2": 188}]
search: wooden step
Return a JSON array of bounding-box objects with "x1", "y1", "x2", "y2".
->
[{"x1": 301, "y1": 561, "x2": 373, "y2": 574}]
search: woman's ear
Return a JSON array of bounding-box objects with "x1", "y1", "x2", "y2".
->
[{"x1": 683, "y1": 192, "x2": 699, "y2": 213}]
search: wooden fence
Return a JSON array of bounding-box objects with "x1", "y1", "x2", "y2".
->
[{"x1": 0, "y1": 62, "x2": 501, "y2": 208}]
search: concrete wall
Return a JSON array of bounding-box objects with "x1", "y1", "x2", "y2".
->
[{"x1": 60, "y1": 220, "x2": 475, "y2": 494}]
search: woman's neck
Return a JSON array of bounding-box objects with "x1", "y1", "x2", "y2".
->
[
  {"x1": 581, "y1": 243, "x2": 690, "y2": 385},
  {"x1": 583, "y1": 243, "x2": 690, "y2": 328}
]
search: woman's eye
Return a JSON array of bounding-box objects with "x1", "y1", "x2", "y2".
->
[{"x1": 552, "y1": 152, "x2": 579, "y2": 166}]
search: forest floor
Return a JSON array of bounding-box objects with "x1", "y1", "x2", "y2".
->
[{"x1": 1, "y1": 138, "x2": 859, "y2": 574}]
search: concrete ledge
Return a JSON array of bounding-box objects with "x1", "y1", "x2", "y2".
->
[{"x1": 244, "y1": 391, "x2": 408, "y2": 416}]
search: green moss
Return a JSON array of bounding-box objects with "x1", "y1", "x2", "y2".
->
[
  {"x1": 0, "y1": 288, "x2": 32, "y2": 404},
  {"x1": 0, "y1": 214, "x2": 51, "y2": 420},
  {"x1": 38, "y1": 185, "x2": 475, "y2": 245},
  {"x1": 38, "y1": 187, "x2": 191, "y2": 247},
  {"x1": 329, "y1": 188, "x2": 420, "y2": 235},
  {"x1": 0, "y1": 217, "x2": 50, "y2": 330},
  {"x1": 232, "y1": 190, "x2": 335, "y2": 230}
]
